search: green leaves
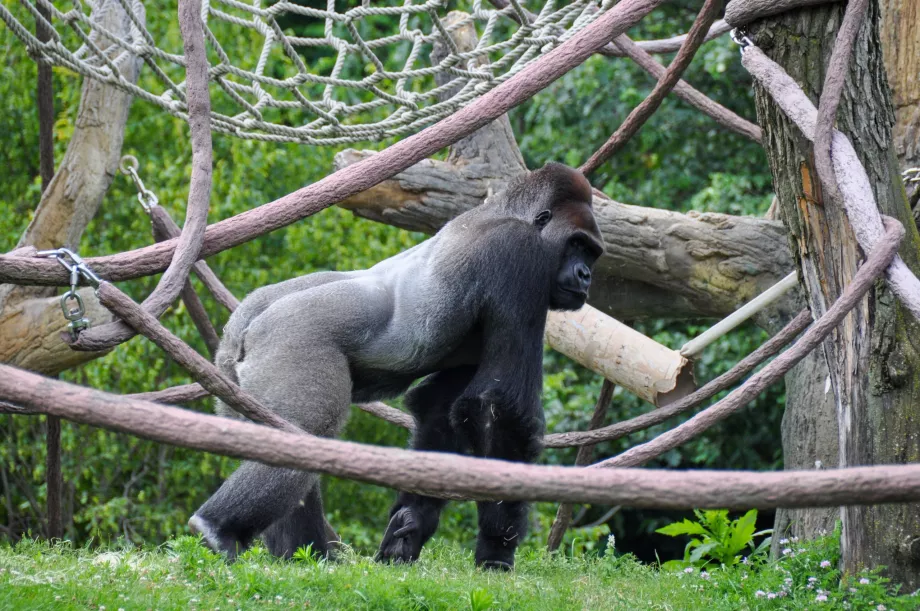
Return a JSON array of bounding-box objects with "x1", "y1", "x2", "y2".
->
[{"x1": 656, "y1": 509, "x2": 771, "y2": 569}]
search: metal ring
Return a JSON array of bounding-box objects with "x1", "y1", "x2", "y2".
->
[
  {"x1": 119, "y1": 154, "x2": 139, "y2": 175},
  {"x1": 60, "y1": 290, "x2": 86, "y2": 321}
]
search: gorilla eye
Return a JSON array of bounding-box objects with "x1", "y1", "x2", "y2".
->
[{"x1": 534, "y1": 210, "x2": 553, "y2": 230}]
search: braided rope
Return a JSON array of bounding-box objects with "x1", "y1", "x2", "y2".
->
[{"x1": 2, "y1": 0, "x2": 613, "y2": 144}]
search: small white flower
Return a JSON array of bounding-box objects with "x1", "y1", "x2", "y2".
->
[
  {"x1": 791, "y1": 536, "x2": 800, "y2": 543},
  {"x1": 816, "y1": 594, "x2": 828, "y2": 602},
  {"x1": 860, "y1": 578, "x2": 871, "y2": 585},
  {"x1": 782, "y1": 548, "x2": 792, "y2": 555},
  {"x1": 607, "y1": 534, "x2": 615, "y2": 550},
  {"x1": 683, "y1": 567, "x2": 694, "y2": 574},
  {"x1": 784, "y1": 578, "x2": 793, "y2": 585},
  {"x1": 767, "y1": 593, "x2": 776, "y2": 600},
  {"x1": 741, "y1": 556, "x2": 749, "y2": 565},
  {"x1": 275, "y1": 596, "x2": 282, "y2": 601},
  {"x1": 778, "y1": 591, "x2": 787, "y2": 598},
  {"x1": 809, "y1": 577, "x2": 818, "y2": 582},
  {"x1": 700, "y1": 571, "x2": 710, "y2": 580},
  {"x1": 820, "y1": 560, "x2": 832, "y2": 568},
  {"x1": 877, "y1": 605, "x2": 887, "y2": 611},
  {"x1": 755, "y1": 590, "x2": 766, "y2": 598},
  {"x1": 849, "y1": 588, "x2": 857, "y2": 593},
  {"x1": 799, "y1": 548, "x2": 806, "y2": 553},
  {"x1": 779, "y1": 538, "x2": 789, "y2": 545},
  {"x1": 253, "y1": 595, "x2": 260, "y2": 600}
]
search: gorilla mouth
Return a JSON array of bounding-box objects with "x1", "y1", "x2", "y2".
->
[{"x1": 562, "y1": 287, "x2": 588, "y2": 299}]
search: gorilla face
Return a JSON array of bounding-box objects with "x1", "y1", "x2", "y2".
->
[{"x1": 550, "y1": 232, "x2": 603, "y2": 311}]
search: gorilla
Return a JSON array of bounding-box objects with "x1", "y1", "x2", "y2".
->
[{"x1": 188, "y1": 162, "x2": 605, "y2": 570}]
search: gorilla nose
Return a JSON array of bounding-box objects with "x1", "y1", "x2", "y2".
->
[{"x1": 575, "y1": 263, "x2": 591, "y2": 286}]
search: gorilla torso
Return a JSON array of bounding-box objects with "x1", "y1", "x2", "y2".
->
[{"x1": 229, "y1": 207, "x2": 517, "y2": 405}]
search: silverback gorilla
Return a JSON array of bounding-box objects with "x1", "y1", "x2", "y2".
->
[{"x1": 189, "y1": 162, "x2": 605, "y2": 570}]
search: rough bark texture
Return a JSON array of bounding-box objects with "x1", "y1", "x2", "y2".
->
[
  {"x1": 750, "y1": 1, "x2": 920, "y2": 586},
  {"x1": 879, "y1": 0, "x2": 920, "y2": 214},
  {"x1": 879, "y1": 0, "x2": 920, "y2": 172},
  {"x1": 0, "y1": 0, "x2": 141, "y2": 374}
]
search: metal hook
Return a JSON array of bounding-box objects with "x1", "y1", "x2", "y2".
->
[
  {"x1": 730, "y1": 28, "x2": 753, "y2": 53},
  {"x1": 119, "y1": 154, "x2": 159, "y2": 212}
]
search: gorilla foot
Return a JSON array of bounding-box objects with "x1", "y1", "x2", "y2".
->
[
  {"x1": 478, "y1": 559, "x2": 514, "y2": 572},
  {"x1": 376, "y1": 506, "x2": 425, "y2": 564},
  {"x1": 188, "y1": 514, "x2": 247, "y2": 561}
]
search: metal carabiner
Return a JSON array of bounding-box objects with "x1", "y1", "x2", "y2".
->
[
  {"x1": 730, "y1": 28, "x2": 754, "y2": 53},
  {"x1": 119, "y1": 154, "x2": 159, "y2": 212}
]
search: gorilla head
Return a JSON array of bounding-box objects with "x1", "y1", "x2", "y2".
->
[{"x1": 491, "y1": 162, "x2": 605, "y2": 311}]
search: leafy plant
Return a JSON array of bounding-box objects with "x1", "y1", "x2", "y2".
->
[
  {"x1": 656, "y1": 509, "x2": 771, "y2": 569},
  {"x1": 292, "y1": 544, "x2": 323, "y2": 567},
  {"x1": 469, "y1": 588, "x2": 495, "y2": 611}
]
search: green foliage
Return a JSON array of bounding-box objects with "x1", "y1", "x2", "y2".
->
[
  {"x1": 656, "y1": 509, "x2": 772, "y2": 570},
  {"x1": 2, "y1": 535, "x2": 919, "y2": 610}
]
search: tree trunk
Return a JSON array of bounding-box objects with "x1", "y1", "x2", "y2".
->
[
  {"x1": 879, "y1": 0, "x2": 920, "y2": 172},
  {"x1": 879, "y1": 0, "x2": 920, "y2": 213},
  {"x1": 0, "y1": 0, "x2": 142, "y2": 374},
  {"x1": 751, "y1": 0, "x2": 920, "y2": 586}
]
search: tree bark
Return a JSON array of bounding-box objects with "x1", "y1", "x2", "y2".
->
[
  {"x1": 880, "y1": 0, "x2": 920, "y2": 172},
  {"x1": 879, "y1": 0, "x2": 920, "y2": 212},
  {"x1": 0, "y1": 0, "x2": 142, "y2": 374},
  {"x1": 751, "y1": 1, "x2": 920, "y2": 586}
]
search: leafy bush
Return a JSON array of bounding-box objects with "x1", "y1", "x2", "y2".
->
[{"x1": 656, "y1": 509, "x2": 772, "y2": 569}]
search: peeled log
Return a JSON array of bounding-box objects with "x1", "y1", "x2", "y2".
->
[{"x1": 547, "y1": 306, "x2": 694, "y2": 406}]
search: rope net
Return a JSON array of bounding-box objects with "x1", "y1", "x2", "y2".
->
[{"x1": 2, "y1": 0, "x2": 615, "y2": 145}]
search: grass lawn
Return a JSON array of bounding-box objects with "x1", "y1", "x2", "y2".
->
[{"x1": 0, "y1": 536, "x2": 916, "y2": 610}]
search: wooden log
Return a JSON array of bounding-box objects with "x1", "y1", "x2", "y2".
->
[{"x1": 546, "y1": 306, "x2": 694, "y2": 406}]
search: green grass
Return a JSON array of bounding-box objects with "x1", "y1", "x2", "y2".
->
[{"x1": 0, "y1": 536, "x2": 916, "y2": 610}]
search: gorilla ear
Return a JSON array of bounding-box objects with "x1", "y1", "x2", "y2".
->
[{"x1": 534, "y1": 209, "x2": 553, "y2": 230}]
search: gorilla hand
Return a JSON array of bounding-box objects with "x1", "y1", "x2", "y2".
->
[{"x1": 377, "y1": 506, "x2": 424, "y2": 563}]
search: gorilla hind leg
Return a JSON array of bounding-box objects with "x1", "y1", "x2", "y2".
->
[
  {"x1": 190, "y1": 464, "x2": 318, "y2": 560},
  {"x1": 191, "y1": 340, "x2": 352, "y2": 560},
  {"x1": 262, "y1": 484, "x2": 331, "y2": 559}
]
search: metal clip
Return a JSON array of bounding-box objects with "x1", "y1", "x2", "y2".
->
[
  {"x1": 36, "y1": 248, "x2": 102, "y2": 339},
  {"x1": 119, "y1": 154, "x2": 159, "y2": 212},
  {"x1": 60, "y1": 290, "x2": 90, "y2": 340},
  {"x1": 730, "y1": 28, "x2": 753, "y2": 54}
]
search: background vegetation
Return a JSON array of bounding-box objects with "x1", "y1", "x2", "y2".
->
[{"x1": 1, "y1": 0, "x2": 778, "y2": 563}]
